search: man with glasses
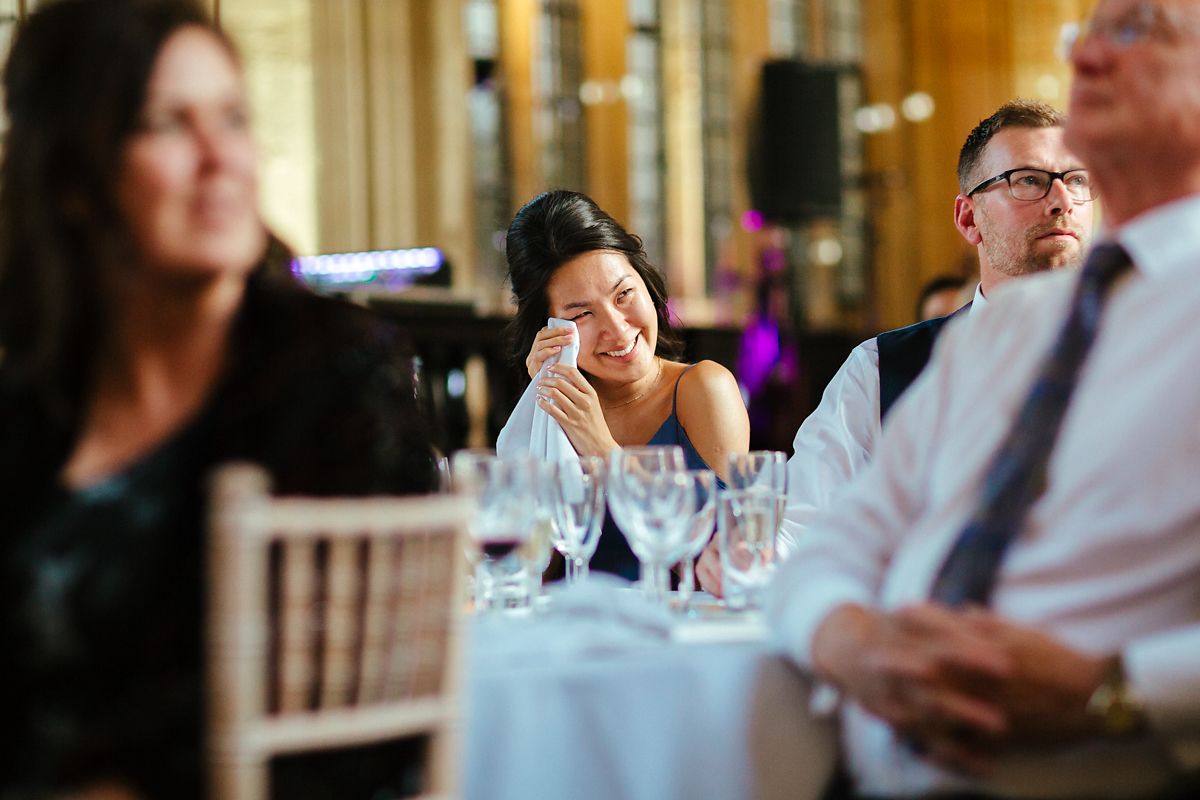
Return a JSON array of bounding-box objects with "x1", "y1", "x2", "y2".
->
[
  {"x1": 764, "y1": 100, "x2": 1094, "y2": 565},
  {"x1": 767, "y1": 1, "x2": 1200, "y2": 797}
]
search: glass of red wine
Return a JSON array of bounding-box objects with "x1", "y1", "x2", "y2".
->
[{"x1": 462, "y1": 455, "x2": 542, "y2": 611}]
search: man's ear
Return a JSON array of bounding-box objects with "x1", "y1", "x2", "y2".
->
[{"x1": 953, "y1": 194, "x2": 983, "y2": 246}]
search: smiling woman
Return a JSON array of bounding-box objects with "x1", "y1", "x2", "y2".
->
[
  {"x1": 504, "y1": 190, "x2": 750, "y2": 579},
  {"x1": 0, "y1": 1, "x2": 436, "y2": 797}
]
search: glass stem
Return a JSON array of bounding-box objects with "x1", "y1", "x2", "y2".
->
[
  {"x1": 474, "y1": 562, "x2": 490, "y2": 611},
  {"x1": 678, "y1": 558, "x2": 695, "y2": 610},
  {"x1": 642, "y1": 562, "x2": 669, "y2": 604},
  {"x1": 527, "y1": 568, "x2": 540, "y2": 608},
  {"x1": 573, "y1": 557, "x2": 589, "y2": 582}
]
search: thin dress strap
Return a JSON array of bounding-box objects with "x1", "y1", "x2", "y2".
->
[{"x1": 671, "y1": 363, "x2": 698, "y2": 437}]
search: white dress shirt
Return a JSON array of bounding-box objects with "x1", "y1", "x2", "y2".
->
[
  {"x1": 767, "y1": 194, "x2": 1200, "y2": 798},
  {"x1": 778, "y1": 284, "x2": 986, "y2": 557}
]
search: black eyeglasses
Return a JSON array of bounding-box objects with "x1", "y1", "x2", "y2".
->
[{"x1": 967, "y1": 168, "x2": 1097, "y2": 203}]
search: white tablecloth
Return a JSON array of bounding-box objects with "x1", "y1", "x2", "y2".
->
[{"x1": 463, "y1": 584, "x2": 836, "y2": 800}]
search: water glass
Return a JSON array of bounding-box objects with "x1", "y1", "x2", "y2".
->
[
  {"x1": 608, "y1": 446, "x2": 690, "y2": 603},
  {"x1": 548, "y1": 456, "x2": 606, "y2": 583},
  {"x1": 727, "y1": 451, "x2": 787, "y2": 493},
  {"x1": 728, "y1": 450, "x2": 787, "y2": 546},
  {"x1": 717, "y1": 488, "x2": 779, "y2": 609}
]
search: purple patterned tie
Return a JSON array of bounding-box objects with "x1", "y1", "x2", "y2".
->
[{"x1": 929, "y1": 242, "x2": 1133, "y2": 606}]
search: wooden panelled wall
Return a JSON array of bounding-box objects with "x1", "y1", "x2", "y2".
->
[
  {"x1": 493, "y1": 0, "x2": 1095, "y2": 331},
  {"x1": 218, "y1": 1, "x2": 1088, "y2": 332},
  {"x1": 863, "y1": 0, "x2": 1092, "y2": 330}
]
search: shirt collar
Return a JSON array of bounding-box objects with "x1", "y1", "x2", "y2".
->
[
  {"x1": 1113, "y1": 193, "x2": 1200, "y2": 281},
  {"x1": 968, "y1": 282, "x2": 987, "y2": 316}
]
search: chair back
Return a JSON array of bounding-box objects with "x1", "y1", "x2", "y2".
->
[{"x1": 207, "y1": 463, "x2": 469, "y2": 800}]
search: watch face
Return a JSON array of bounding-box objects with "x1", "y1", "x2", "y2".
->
[
  {"x1": 1106, "y1": 701, "x2": 1144, "y2": 736},
  {"x1": 1087, "y1": 656, "x2": 1147, "y2": 737}
]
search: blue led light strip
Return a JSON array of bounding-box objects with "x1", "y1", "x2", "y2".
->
[{"x1": 291, "y1": 247, "x2": 444, "y2": 287}]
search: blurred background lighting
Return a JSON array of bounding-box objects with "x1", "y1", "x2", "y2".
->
[
  {"x1": 809, "y1": 237, "x2": 844, "y2": 266},
  {"x1": 900, "y1": 91, "x2": 935, "y2": 122},
  {"x1": 854, "y1": 102, "x2": 896, "y2": 133}
]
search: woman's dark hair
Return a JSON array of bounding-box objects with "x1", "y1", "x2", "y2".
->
[
  {"x1": 0, "y1": 0, "x2": 285, "y2": 428},
  {"x1": 504, "y1": 190, "x2": 683, "y2": 369}
]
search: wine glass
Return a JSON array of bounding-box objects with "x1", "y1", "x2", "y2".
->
[
  {"x1": 457, "y1": 455, "x2": 540, "y2": 611},
  {"x1": 662, "y1": 470, "x2": 715, "y2": 614},
  {"x1": 448, "y1": 449, "x2": 499, "y2": 605},
  {"x1": 521, "y1": 460, "x2": 559, "y2": 604},
  {"x1": 608, "y1": 446, "x2": 690, "y2": 603},
  {"x1": 547, "y1": 456, "x2": 606, "y2": 584},
  {"x1": 448, "y1": 448, "x2": 501, "y2": 495},
  {"x1": 670, "y1": 469, "x2": 718, "y2": 612},
  {"x1": 716, "y1": 487, "x2": 780, "y2": 609}
]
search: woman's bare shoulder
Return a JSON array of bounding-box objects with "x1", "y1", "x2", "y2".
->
[{"x1": 675, "y1": 360, "x2": 746, "y2": 420}]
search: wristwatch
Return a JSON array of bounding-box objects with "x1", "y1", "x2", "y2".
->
[{"x1": 1086, "y1": 653, "x2": 1149, "y2": 737}]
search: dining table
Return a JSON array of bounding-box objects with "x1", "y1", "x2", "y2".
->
[{"x1": 462, "y1": 578, "x2": 837, "y2": 800}]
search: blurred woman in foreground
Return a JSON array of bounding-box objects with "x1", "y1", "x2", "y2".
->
[
  {"x1": 0, "y1": 1, "x2": 435, "y2": 796},
  {"x1": 505, "y1": 190, "x2": 749, "y2": 580}
]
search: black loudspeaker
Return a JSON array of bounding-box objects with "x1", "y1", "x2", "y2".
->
[{"x1": 751, "y1": 61, "x2": 843, "y2": 222}]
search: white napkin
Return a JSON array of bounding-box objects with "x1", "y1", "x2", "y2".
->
[
  {"x1": 543, "y1": 574, "x2": 675, "y2": 637},
  {"x1": 471, "y1": 575, "x2": 676, "y2": 668},
  {"x1": 497, "y1": 318, "x2": 580, "y2": 463}
]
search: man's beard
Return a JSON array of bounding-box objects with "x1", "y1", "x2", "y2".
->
[{"x1": 989, "y1": 216, "x2": 1086, "y2": 277}]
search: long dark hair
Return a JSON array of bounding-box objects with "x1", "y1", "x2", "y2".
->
[
  {"x1": 0, "y1": 0, "x2": 285, "y2": 430},
  {"x1": 504, "y1": 190, "x2": 683, "y2": 369}
]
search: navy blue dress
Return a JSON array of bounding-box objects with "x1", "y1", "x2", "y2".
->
[{"x1": 590, "y1": 364, "x2": 716, "y2": 581}]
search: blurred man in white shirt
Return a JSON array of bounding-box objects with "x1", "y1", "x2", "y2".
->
[{"x1": 768, "y1": 2, "x2": 1200, "y2": 797}]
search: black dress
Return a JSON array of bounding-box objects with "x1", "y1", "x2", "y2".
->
[{"x1": 0, "y1": 276, "x2": 438, "y2": 800}]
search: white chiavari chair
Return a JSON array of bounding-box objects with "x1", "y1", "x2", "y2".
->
[{"x1": 206, "y1": 463, "x2": 469, "y2": 800}]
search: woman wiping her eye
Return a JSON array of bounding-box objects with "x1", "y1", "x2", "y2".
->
[{"x1": 504, "y1": 190, "x2": 750, "y2": 580}]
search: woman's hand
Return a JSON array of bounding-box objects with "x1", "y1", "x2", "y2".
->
[
  {"x1": 526, "y1": 325, "x2": 575, "y2": 379},
  {"x1": 536, "y1": 364, "x2": 619, "y2": 457},
  {"x1": 696, "y1": 538, "x2": 724, "y2": 597}
]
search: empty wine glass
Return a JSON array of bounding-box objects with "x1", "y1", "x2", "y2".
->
[
  {"x1": 522, "y1": 460, "x2": 559, "y2": 604},
  {"x1": 717, "y1": 487, "x2": 780, "y2": 609},
  {"x1": 547, "y1": 456, "x2": 606, "y2": 584},
  {"x1": 608, "y1": 446, "x2": 690, "y2": 603},
  {"x1": 670, "y1": 469, "x2": 718, "y2": 612}
]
